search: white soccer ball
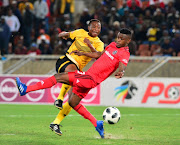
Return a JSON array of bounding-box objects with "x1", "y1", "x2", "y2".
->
[
  {"x1": 103, "y1": 107, "x2": 121, "y2": 124},
  {"x1": 168, "y1": 87, "x2": 179, "y2": 99}
]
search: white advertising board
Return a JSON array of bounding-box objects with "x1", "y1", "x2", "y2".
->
[{"x1": 101, "y1": 77, "x2": 180, "y2": 108}]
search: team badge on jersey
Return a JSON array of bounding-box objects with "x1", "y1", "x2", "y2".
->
[{"x1": 112, "y1": 50, "x2": 117, "y2": 55}]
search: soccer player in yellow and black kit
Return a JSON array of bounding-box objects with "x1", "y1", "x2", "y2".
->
[{"x1": 50, "y1": 19, "x2": 104, "y2": 135}]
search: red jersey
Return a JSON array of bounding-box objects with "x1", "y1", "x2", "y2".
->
[{"x1": 87, "y1": 42, "x2": 130, "y2": 83}]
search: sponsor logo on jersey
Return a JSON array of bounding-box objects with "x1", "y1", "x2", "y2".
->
[
  {"x1": 122, "y1": 59, "x2": 128, "y2": 64},
  {"x1": 76, "y1": 79, "x2": 80, "y2": 83},
  {"x1": 105, "y1": 51, "x2": 114, "y2": 60},
  {"x1": 112, "y1": 50, "x2": 117, "y2": 55}
]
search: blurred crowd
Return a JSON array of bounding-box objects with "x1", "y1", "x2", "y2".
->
[{"x1": 0, "y1": 0, "x2": 180, "y2": 60}]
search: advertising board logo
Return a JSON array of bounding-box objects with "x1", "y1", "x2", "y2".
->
[
  {"x1": 114, "y1": 80, "x2": 138, "y2": 103},
  {"x1": 26, "y1": 79, "x2": 45, "y2": 102},
  {"x1": 0, "y1": 78, "x2": 18, "y2": 101},
  {"x1": 142, "y1": 83, "x2": 180, "y2": 104}
]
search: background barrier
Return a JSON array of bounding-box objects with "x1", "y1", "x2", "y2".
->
[{"x1": 1, "y1": 75, "x2": 179, "y2": 108}]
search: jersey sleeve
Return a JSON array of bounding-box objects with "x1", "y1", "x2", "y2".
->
[
  {"x1": 95, "y1": 42, "x2": 104, "y2": 52},
  {"x1": 69, "y1": 29, "x2": 84, "y2": 40},
  {"x1": 119, "y1": 51, "x2": 130, "y2": 66}
]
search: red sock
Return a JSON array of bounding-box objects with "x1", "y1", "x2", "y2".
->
[
  {"x1": 26, "y1": 76, "x2": 57, "y2": 93},
  {"x1": 74, "y1": 104, "x2": 97, "y2": 127}
]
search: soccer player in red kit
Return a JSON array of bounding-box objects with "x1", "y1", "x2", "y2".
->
[{"x1": 16, "y1": 28, "x2": 132, "y2": 138}]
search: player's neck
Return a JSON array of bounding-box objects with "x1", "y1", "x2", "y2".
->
[{"x1": 88, "y1": 32, "x2": 96, "y2": 38}]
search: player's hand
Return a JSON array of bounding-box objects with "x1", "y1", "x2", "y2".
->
[
  {"x1": 114, "y1": 71, "x2": 124, "y2": 79},
  {"x1": 84, "y1": 38, "x2": 91, "y2": 46},
  {"x1": 70, "y1": 50, "x2": 84, "y2": 56},
  {"x1": 58, "y1": 31, "x2": 67, "y2": 40}
]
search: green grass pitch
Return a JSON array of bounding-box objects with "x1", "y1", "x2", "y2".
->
[{"x1": 0, "y1": 104, "x2": 179, "y2": 145}]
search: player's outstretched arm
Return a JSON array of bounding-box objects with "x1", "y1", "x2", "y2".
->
[
  {"x1": 71, "y1": 50, "x2": 105, "y2": 59},
  {"x1": 58, "y1": 32, "x2": 70, "y2": 40},
  {"x1": 114, "y1": 62, "x2": 126, "y2": 79}
]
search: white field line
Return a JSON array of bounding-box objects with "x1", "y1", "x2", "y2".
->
[{"x1": 0, "y1": 114, "x2": 180, "y2": 118}]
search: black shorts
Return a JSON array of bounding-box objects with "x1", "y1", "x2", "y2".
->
[{"x1": 56, "y1": 55, "x2": 79, "y2": 73}]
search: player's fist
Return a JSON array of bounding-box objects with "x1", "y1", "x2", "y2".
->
[
  {"x1": 115, "y1": 71, "x2": 124, "y2": 79},
  {"x1": 58, "y1": 31, "x2": 68, "y2": 40},
  {"x1": 84, "y1": 38, "x2": 91, "y2": 46}
]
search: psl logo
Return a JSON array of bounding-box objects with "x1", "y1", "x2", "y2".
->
[
  {"x1": 142, "y1": 83, "x2": 180, "y2": 104},
  {"x1": 114, "y1": 80, "x2": 138, "y2": 103}
]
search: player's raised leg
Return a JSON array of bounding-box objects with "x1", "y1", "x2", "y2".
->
[
  {"x1": 68, "y1": 93, "x2": 105, "y2": 138},
  {"x1": 16, "y1": 73, "x2": 70, "y2": 96}
]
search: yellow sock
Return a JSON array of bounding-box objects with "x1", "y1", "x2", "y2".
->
[
  {"x1": 57, "y1": 84, "x2": 71, "y2": 101},
  {"x1": 53, "y1": 102, "x2": 72, "y2": 124}
]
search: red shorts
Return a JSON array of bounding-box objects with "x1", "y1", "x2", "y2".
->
[{"x1": 68, "y1": 71, "x2": 98, "y2": 99}]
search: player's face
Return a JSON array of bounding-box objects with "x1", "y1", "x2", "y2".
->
[
  {"x1": 116, "y1": 33, "x2": 131, "y2": 48},
  {"x1": 88, "y1": 21, "x2": 101, "y2": 37}
]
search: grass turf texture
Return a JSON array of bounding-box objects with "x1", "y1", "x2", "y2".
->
[{"x1": 0, "y1": 104, "x2": 179, "y2": 145}]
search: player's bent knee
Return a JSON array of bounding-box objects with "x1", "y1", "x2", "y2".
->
[{"x1": 54, "y1": 73, "x2": 69, "y2": 84}]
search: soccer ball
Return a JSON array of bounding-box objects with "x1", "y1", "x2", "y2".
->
[
  {"x1": 103, "y1": 107, "x2": 121, "y2": 124},
  {"x1": 168, "y1": 87, "x2": 179, "y2": 99}
]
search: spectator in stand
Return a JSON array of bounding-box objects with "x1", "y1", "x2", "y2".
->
[
  {"x1": 172, "y1": 30, "x2": 180, "y2": 56},
  {"x1": 152, "y1": 8, "x2": 165, "y2": 26},
  {"x1": 79, "y1": 8, "x2": 91, "y2": 30},
  {"x1": 0, "y1": 16, "x2": 11, "y2": 60},
  {"x1": 165, "y1": 1, "x2": 174, "y2": 16},
  {"x1": 127, "y1": 0, "x2": 142, "y2": 8},
  {"x1": 167, "y1": 8, "x2": 179, "y2": 28},
  {"x1": 120, "y1": 7, "x2": 129, "y2": 22},
  {"x1": 107, "y1": 7, "x2": 120, "y2": 27},
  {"x1": 33, "y1": 0, "x2": 48, "y2": 38},
  {"x1": 39, "y1": 41, "x2": 52, "y2": 55},
  {"x1": 146, "y1": 21, "x2": 159, "y2": 45},
  {"x1": 37, "y1": 29, "x2": 50, "y2": 47},
  {"x1": 4, "y1": 8, "x2": 20, "y2": 53},
  {"x1": 161, "y1": 38, "x2": 174, "y2": 56},
  {"x1": 159, "y1": 30, "x2": 171, "y2": 46},
  {"x1": 126, "y1": 13, "x2": 137, "y2": 30},
  {"x1": 169, "y1": 24, "x2": 179, "y2": 37},
  {"x1": 11, "y1": 1, "x2": 23, "y2": 34},
  {"x1": 143, "y1": 9, "x2": 152, "y2": 28},
  {"x1": 18, "y1": 0, "x2": 34, "y2": 14},
  {"x1": 174, "y1": 0, "x2": 180, "y2": 12},
  {"x1": 59, "y1": 0, "x2": 74, "y2": 23},
  {"x1": 27, "y1": 43, "x2": 41, "y2": 56},
  {"x1": 128, "y1": 0, "x2": 142, "y2": 17},
  {"x1": 117, "y1": 2, "x2": 129, "y2": 16},
  {"x1": 44, "y1": 0, "x2": 51, "y2": 34},
  {"x1": 63, "y1": 20, "x2": 73, "y2": 32},
  {"x1": 14, "y1": 41, "x2": 27, "y2": 55},
  {"x1": 0, "y1": 0, "x2": 2, "y2": 7},
  {"x1": 135, "y1": 23, "x2": 148, "y2": 44},
  {"x1": 23, "y1": 3, "x2": 34, "y2": 47}
]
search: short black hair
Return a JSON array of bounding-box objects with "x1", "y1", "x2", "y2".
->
[
  {"x1": 88, "y1": 19, "x2": 101, "y2": 26},
  {"x1": 120, "y1": 28, "x2": 132, "y2": 38}
]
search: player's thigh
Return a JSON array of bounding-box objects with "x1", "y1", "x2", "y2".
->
[
  {"x1": 65, "y1": 63, "x2": 78, "y2": 72},
  {"x1": 68, "y1": 93, "x2": 82, "y2": 108},
  {"x1": 54, "y1": 72, "x2": 70, "y2": 84},
  {"x1": 68, "y1": 87, "x2": 73, "y2": 98}
]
